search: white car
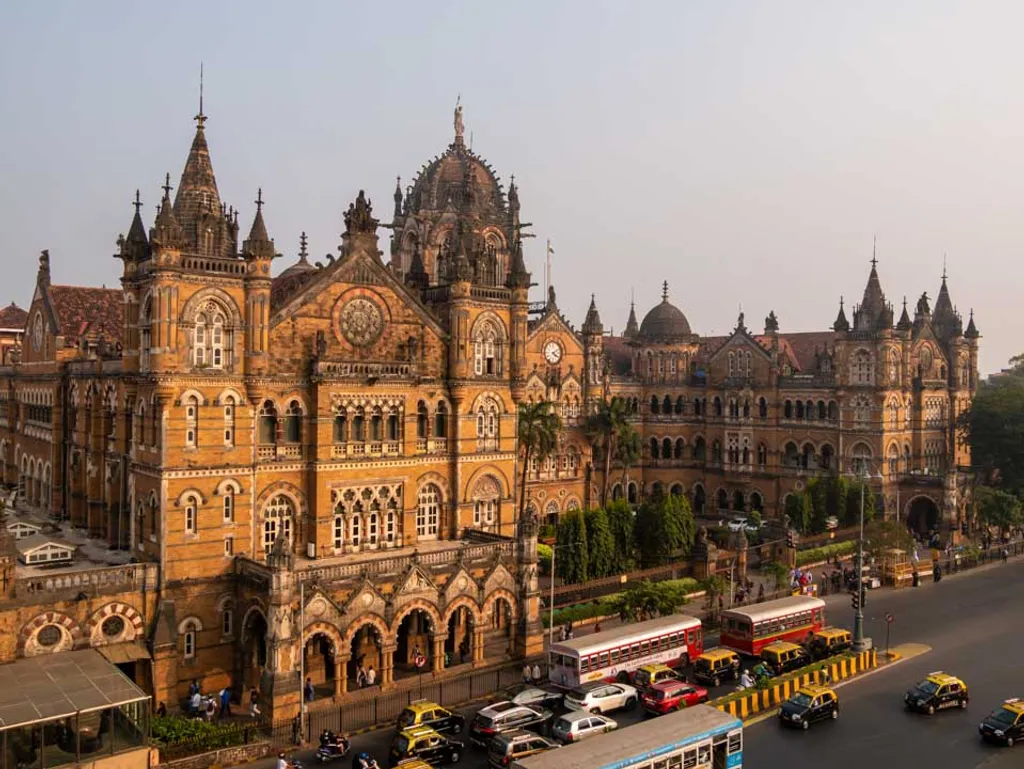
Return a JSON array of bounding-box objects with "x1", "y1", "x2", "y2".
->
[
  {"x1": 549, "y1": 712, "x2": 617, "y2": 744},
  {"x1": 565, "y1": 682, "x2": 639, "y2": 714},
  {"x1": 728, "y1": 518, "x2": 748, "y2": 532}
]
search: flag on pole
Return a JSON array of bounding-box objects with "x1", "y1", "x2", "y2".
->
[{"x1": 547, "y1": 241, "x2": 555, "y2": 257}]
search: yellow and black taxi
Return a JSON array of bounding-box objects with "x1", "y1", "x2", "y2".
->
[
  {"x1": 692, "y1": 649, "x2": 741, "y2": 687},
  {"x1": 807, "y1": 628, "x2": 853, "y2": 661},
  {"x1": 777, "y1": 685, "x2": 839, "y2": 730},
  {"x1": 760, "y1": 641, "x2": 810, "y2": 677},
  {"x1": 389, "y1": 725, "x2": 465, "y2": 767},
  {"x1": 632, "y1": 663, "x2": 680, "y2": 691},
  {"x1": 396, "y1": 701, "x2": 466, "y2": 736},
  {"x1": 979, "y1": 698, "x2": 1024, "y2": 747},
  {"x1": 395, "y1": 761, "x2": 435, "y2": 769},
  {"x1": 904, "y1": 672, "x2": 969, "y2": 715},
  {"x1": 485, "y1": 729, "x2": 559, "y2": 767}
]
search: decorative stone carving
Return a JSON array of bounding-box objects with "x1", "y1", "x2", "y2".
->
[{"x1": 338, "y1": 297, "x2": 384, "y2": 347}]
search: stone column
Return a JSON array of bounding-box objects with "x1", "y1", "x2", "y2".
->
[
  {"x1": 381, "y1": 645, "x2": 396, "y2": 690},
  {"x1": 472, "y1": 628, "x2": 486, "y2": 667},
  {"x1": 334, "y1": 658, "x2": 346, "y2": 698},
  {"x1": 432, "y1": 635, "x2": 447, "y2": 674}
]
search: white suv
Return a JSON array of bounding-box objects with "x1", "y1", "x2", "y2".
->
[{"x1": 565, "y1": 682, "x2": 638, "y2": 715}]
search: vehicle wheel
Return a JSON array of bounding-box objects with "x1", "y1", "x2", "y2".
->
[
  {"x1": 451, "y1": 750, "x2": 461, "y2": 763},
  {"x1": 713, "y1": 677, "x2": 720, "y2": 688},
  {"x1": 801, "y1": 720, "x2": 809, "y2": 731},
  {"x1": 626, "y1": 697, "x2": 637, "y2": 712},
  {"x1": 831, "y1": 709, "x2": 839, "y2": 720},
  {"x1": 927, "y1": 705, "x2": 936, "y2": 716},
  {"x1": 669, "y1": 706, "x2": 678, "y2": 713},
  {"x1": 1007, "y1": 737, "x2": 1015, "y2": 747},
  {"x1": 959, "y1": 699, "x2": 968, "y2": 710},
  {"x1": 591, "y1": 707, "x2": 601, "y2": 715}
]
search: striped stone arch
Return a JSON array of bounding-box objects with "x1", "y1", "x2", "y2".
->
[
  {"x1": 256, "y1": 481, "x2": 308, "y2": 518},
  {"x1": 390, "y1": 599, "x2": 443, "y2": 637},
  {"x1": 442, "y1": 594, "x2": 482, "y2": 626},
  {"x1": 87, "y1": 602, "x2": 145, "y2": 646},
  {"x1": 481, "y1": 588, "x2": 519, "y2": 624},
  {"x1": 19, "y1": 610, "x2": 84, "y2": 657},
  {"x1": 240, "y1": 601, "x2": 268, "y2": 641},
  {"x1": 342, "y1": 613, "x2": 390, "y2": 647},
  {"x1": 303, "y1": 620, "x2": 344, "y2": 653}
]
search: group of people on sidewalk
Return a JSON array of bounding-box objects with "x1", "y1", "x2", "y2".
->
[{"x1": 183, "y1": 679, "x2": 262, "y2": 720}]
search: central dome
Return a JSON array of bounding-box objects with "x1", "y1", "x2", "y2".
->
[
  {"x1": 408, "y1": 139, "x2": 506, "y2": 216},
  {"x1": 638, "y1": 283, "x2": 692, "y2": 341}
]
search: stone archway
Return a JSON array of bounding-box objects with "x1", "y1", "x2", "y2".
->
[
  {"x1": 443, "y1": 598, "x2": 480, "y2": 667},
  {"x1": 906, "y1": 495, "x2": 941, "y2": 537},
  {"x1": 392, "y1": 603, "x2": 442, "y2": 679},
  {"x1": 240, "y1": 606, "x2": 268, "y2": 692}
]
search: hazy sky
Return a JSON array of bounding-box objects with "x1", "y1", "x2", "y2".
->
[{"x1": 1, "y1": 1, "x2": 1020, "y2": 373}]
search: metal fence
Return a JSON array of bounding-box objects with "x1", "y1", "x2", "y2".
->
[{"x1": 269, "y1": 661, "x2": 530, "y2": 746}]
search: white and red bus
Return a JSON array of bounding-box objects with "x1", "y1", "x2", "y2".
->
[
  {"x1": 719, "y1": 595, "x2": 826, "y2": 656},
  {"x1": 548, "y1": 614, "x2": 703, "y2": 689}
]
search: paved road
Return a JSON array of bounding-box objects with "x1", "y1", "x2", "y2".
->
[{"x1": 266, "y1": 558, "x2": 1024, "y2": 769}]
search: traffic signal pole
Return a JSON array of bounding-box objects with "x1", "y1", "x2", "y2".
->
[{"x1": 853, "y1": 478, "x2": 872, "y2": 652}]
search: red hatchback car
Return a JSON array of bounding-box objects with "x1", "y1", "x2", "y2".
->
[{"x1": 641, "y1": 680, "x2": 709, "y2": 716}]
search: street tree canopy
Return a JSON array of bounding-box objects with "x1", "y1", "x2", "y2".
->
[{"x1": 959, "y1": 368, "x2": 1024, "y2": 494}]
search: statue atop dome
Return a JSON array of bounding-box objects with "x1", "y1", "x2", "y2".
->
[{"x1": 454, "y1": 98, "x2": 465, "y2": 142}]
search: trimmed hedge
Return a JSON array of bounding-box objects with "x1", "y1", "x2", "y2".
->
[
  {"x1": 543, "y1": 577, "x2": 702, "y2": 628},
  {"x1": 796, "y1": 540, "x2": 857, "y2": 566},
  {"x1": 713, "y1": 652, "x2": 856, "y2": 706}
]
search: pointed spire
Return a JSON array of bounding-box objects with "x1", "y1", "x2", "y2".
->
[
  {"x1": 37, "y1": 250, "x2": 51, "y2": 287},
  {"x1": 298, "y1": 231, "x2": 309, "y2": 264},
  {"x1": 151, "y1": 173, "x2": 185, "y2": 248},
  {"x1": 854, "y1": 244, "x2": 888, "y2": 331},
  {"x1": 662, "y1": 280, "x2": 670, "y2": 302},
  {"x1": 964, "y1": 308, "x2": 979, "y2": 339},
  {"x1": 243, "y1": 188, "x2": 275, "y2": 259},
  {"x1": 121, "y1": 189, "x2": 150, "y2": 261},
  {"x1": 506, "y1": 238, "x2": 531, "y2": 289},
  {"x1": 764, "y1": 310, "x2": 779, "y2": 334},
  {"x1": 582, "y1": 294, "x2": 604, "y2": 335},
  {"x1": 624, "y1": 296, "x2": 639, "y2": 339},
  {"x1": 406, "y1": 241, "x2": 429, "y2": 289},
  {"x1": 196, "y1": 62, "x2": 206, "y2": 130},
  {"x1": 393, "y1": 176, "x2": 403, "y2": 218},
  {"x1": 933, "y1": 258, "x2": 955, "y2": 332},
  {"x1": 833, "y1": 296, "x2": 850, "y2": 332},
  {"x1": 174, "y1": 87, "x2": 223, "y2": 250},
  {"x1": 896, "y1": 296, "x2": 912, "y2": 330}
]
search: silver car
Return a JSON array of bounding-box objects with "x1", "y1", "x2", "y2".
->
[
  {"x1": 550, "y1": 712, "x2": 617, "y2": 744},
  {"x1": 565, "y1": 682, "x2": 639, "y2": 714}
]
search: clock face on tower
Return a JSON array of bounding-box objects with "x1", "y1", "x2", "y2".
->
[{"x1": 544, "y1": 341, "x2": 562, "y2": 364}]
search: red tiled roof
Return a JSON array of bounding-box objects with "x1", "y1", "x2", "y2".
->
[
  {"x1": 603, "y1": 336, "x2": 634, "y2": 375},
  {"x1": 48, "y1": 285, "x2": 123, "y2": 347},
  {"x1": 0, "y1": 302, "x2": 27, "y2": 331},
  {"x1": 777, "y1": 331, "x2": 837, "y2": 372}
]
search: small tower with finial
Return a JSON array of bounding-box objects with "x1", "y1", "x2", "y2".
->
[{"x1": 243, "y1": 188, "x2": 277, "y2": 376}]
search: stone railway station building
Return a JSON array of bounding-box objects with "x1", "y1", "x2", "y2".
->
[{"x1": 0, "y1": 103, "x2": 978, "y2": 721}]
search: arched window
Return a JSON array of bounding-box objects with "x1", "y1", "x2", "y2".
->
[
  {"x1": 387, "y1": 411, "x2": 400, "y2": 441},
  {"x1": 693, "y1": 397, "x2": 702, "y2": 416},
  {"x1": 817, "y1": 400, "x2": 826, "y2": 420},
  {"x1": 758, "y1": 397, "x2": 768, "y2": 418},
  {"x1": 435, "y1": 401, "x2": 449, "y2": 438},
  {"x1": 853, "y1": 396, "x2": 872, "y2": 427},
  {"x1": 194, "y1": 307, "x2": 229, "y2": 369},
  {"x1": 693, "y1": 437, "x2": 706, "y2": 461},
  {"x1": 650, "y1": 395, "x2": 660, "y2": 415},
  {"x1": 223, "y1": 490, "x2": 234, "y2": 523},
  {"x1": 662, "y1": 437, "x2": 672, "y2": 459},
  {"x1": 185, "y1": 396, "x2": 199, "y2": 448},
  {"x1": 713, "y1": 397, "x2": 723, "y2": 417},
  {"x1": 805, "y1": 401, "x2": 813, "y2": 420},
  {"x1": 802, "y1": 443, "x2": 815, "y2": 469},
  {"x1": 757, "y1": 443, "x2": 767, "y2": 467},
  {"x1": 385, "y1": 500, "x2": 398, "y2": 544},
  {"x1": 333, "y1": 504, "x2": 345, "y2": 550},
  {"x1": 675, "y1": 396, "x2": 685, "y2": 415},
  {"x1": 888, "y1": 400, "x2": 899, "y2": 429},
  {"x1": 367, "y1": 507, "x2": 379, "y2": 547},
  {"x1": 851, "y1": 349, "x2": 874, "y2": 385},
  {"x1": 851, "y1": 443, "x2": 872, "y2": 476},
  {"x1": 284, "y1": 401, "x2": 302, "y2": 443},
  {"x1": 743, "y1": 399, "x2": 750, "y2": 419},
  {"x1": 820, "y1": 444, "x2": 835, "y2": 470},
  {"x1": 352, "y1": 406, "x2": 366, "y2": 441},
  {"x1": 784, "y1": 400, "x2": 793, "y2": 419},
  {"x1": 888, "y1": 443, "x2": 900, "y2": 475},
  {"x1": 221, "y1": 604, "x2": 234, "y2": 637},
  {"x1": 476, "y1": 398, "x2": 499, "y2": 450},
  {"x1": 351, "y1": 508, "x2": 361, "y2": 547},
  {"x1": 693, "y1": 485, "x2": 706, "y2": 514},
  {"x1": 262, "y1": 494, "x2": 294, "y2": 552},
  {"x1": 222, "y1": 396, "x2": 235, "y2": 446},
  {"x1": 474, "y1": 476, "x2": 501, "y2": 531},
  {"x1": 728, "y1": 399, "x2": 738, "y2": 418},
  {"x1": 417, "y1": 484, "x2": 441, "y2": 539},
  {"x1": 473, "y1": 320, "x2": 502, "y2": 376},
  {"x1": 184, "y1": 494, "x2": 198, "y2": 535},
  {"x1": 795, "y1": 400, "x2": 804, "y2": 419},
  {"x1": 258, "y1": 401, "x2": 277, "y2": 445},
  {"x1": 712, "y1": 440, "x2": 722, "y2": 463},
  {"x1": 716, "y1": 488, "x2": 729, "y2": 511},
  {"x1": 333, "y1": 409, "x2": 348, "y2": 443},
  {"x1": 662, "y1": 395, "x2": 672, "y2": 414},
  {"x1": 182, "y1": 621, "x2": 198, "y2": 660},
  {"x1": 416, "y1": 401, "x2": 429, "y2": 439},
  {"x1": 828, "y1": 401, "x2": 839, "y2": 421},
  {"x1": 728, "y1": 352, "x2": 735, "y2": 376},
  {"x1": 782, "y1": 442, "x2": 799, "y2": 468},
  {"x1": 139, "y1": 298, "x2": 152, "y2": 371},
  {"x1": 674, "y1": 438, "x2": 684, "y2": 459},
  {"x1": 650, "y1": 438, "x2": 660, "y2": 459}
]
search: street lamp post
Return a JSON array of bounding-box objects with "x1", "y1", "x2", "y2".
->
[{"x1": 853, "y1": 464, "x2": 880, "y2": 652}]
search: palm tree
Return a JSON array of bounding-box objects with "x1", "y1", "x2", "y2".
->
[
  {"x1": 585, "y1": 397, "x2": 630, "y2": 508},
  {"x1": 616, "y1": 422, "x2": 642, "y2": 500},
  {"x1": 517, "y1": 401, "x2": 562, "y2": 518}
]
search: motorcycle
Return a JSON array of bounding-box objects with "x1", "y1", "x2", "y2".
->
[
  {"x1": 315, "y1": 737, "x2": 351, "y2": 764},
  {"x1": 352, "y1": 753, "x2": 379, "y2": 769}
]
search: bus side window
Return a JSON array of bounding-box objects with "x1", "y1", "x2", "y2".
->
[
  {"x1": 610, "y1": 649, "x2": 619, "y2": 665},
  {"x1": 580, "y1": 656, "x2": 589, "y2": 673},
  {"x1": 598, "y1": 652, "x2": 609, "y2": 668},
  {"x1": 631, "y1": 643, "x2": 640, "y2": 660},
  {"x1": 640, "y1": 641, "x2": 650, "y2": 656},
  {"x1": 682, "y1": 747, "x2": 698, "y2": 769},
  {"x1": 667, "y1": 754, "x2": 682, "y2": 769},
  {"x1": 728, "y1": 730, "x2": 742, "y2": 754},
  {"x1": 651, "y1": 637, "x2": 660, "y2": 653}
]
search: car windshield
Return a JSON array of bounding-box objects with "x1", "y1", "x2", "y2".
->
[
  {"x1": 695, "y1": 658, "x2": 713, "y2": 670},
  {"x1": 789, "y1": 692, "x2": 813, "y2": 708},
  {"x1": 554, "y1": 717, "x2": 572, "y2": 731},
  {"x1": 915, "y1": 680, "x2": 939, "y2": 696},
  {"x1": 989, "y1": 707, "x2": 1018, "y2": 727},
  {"x1": 474, "y1": 714, "x2": 496, "y2": 728},
  {"x1": 398, "y1": 711, "x2": 415, "y2": 727}
]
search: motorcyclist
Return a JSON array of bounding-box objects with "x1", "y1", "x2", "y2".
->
[
  {"x1": 739, "y1": 669, "x2": 754, "y2": 690},
  {"x1": 353, "y1": 752, "x2": 377, "y2": 769},
  {"x1": 319, "y1": 731, "x2": 331, "y2": 749}
]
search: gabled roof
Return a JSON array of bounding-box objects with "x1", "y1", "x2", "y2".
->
[
  {"x1": 47, "y1": 286, "x2": 123, "y2": 347},
  {"x1": 0, "y1": 302, "x2": 27, "y2": 332},
  {"x1": 15, "y1": 534, "x2": 75, "y2": 555},
  {"x1": 779, "y1": 331, "x2": 837, "y2": 372},
  {"x1": 603, "y1": 336, "x2": 634, "y2": 376}
]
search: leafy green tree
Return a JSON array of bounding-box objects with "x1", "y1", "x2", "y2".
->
[
  {"x1": 585, "y1": 397, "x2": 630, "y2": 508},
  {"x1": 806, "y1": 477, "x2": 829, "y2": 534},
  {"x1": 762, "y1": 560, "x2": 789, "y2": 591},
  {"x1": 634, "y1": 493, "x2": 695, "y2": 568},
  {"x1": 517, "y1": 401, "x2": 562, "y2": 517},
  {"x1": 615, "y1": 423, "x2": 642, "y2": 497},
  {"x1": 785, "y1": 492, "x2": 811, "y2": 533},
  {"x1": 605, "y1": 500, "x2": 636, "y2": 573},
  {"x1": 842, "y1": 480, "x2": 876, "y2": 527},
  {"x1": 974, "y1": 485, "x2": 1024, "y2": 536},
  {"x1": 584, "y1": 507, "x2": 615, "y2": 579},
  {"x1": 748, "y1": 510, "x2": 763, "y2": 529},
  {"x1": 555, "y1": 509, "x2": 588, "y2": 584},
  {"x1": 614, "y1": 580, "x2": 687, "y2": 623},
  {"x1": 959, "y1": 371, "x2": 1024, "y2": 494}
]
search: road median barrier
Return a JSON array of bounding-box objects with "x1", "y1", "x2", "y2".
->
[{"x1": 712, "y1": 649, "x2": 877, "y2": 720}]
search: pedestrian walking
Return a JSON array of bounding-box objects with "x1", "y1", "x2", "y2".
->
[
  {"x1": 205, "y1": 698, "x2": 216, "y2": 722},
  {"x1": 356, "y1": 665, "x2": 367, "y2": 689},
  {"x1": 219, "y1": 686, "x2": 232, "y2": 718},
  {"x1": 1002, "y1": 547, "x2": 1009, "y2": 564},
  {"x1": 593, "y1": 622, "x2": 601, "y2": 633},
  {"x1": 304, "y1": 677, "x2": 315, "y2": 703},
  {"x1": 366, "y1": 665, "x2": 376, "y2": 687},
  {"x1": 523, "y1": 663, "x2": 532, "y2": 683},
  {"x1": 249, "y1": 689, "x2": 261, "y2": 718},
  {"x1": 558, "y1": 626, "x2": 566, "y2": 642},
  {"x1": 757, "y1": 583, "x2": 765, "y2": 603},
  {"x1": 188, "y1": 679, "x2": 200, "y2": 699},
  {"x1": 156, "y1": 702, "x2": 167, "y2": 718},
  {"x1": 532, "y1": 663, "x2": 541, "y2": 684}
]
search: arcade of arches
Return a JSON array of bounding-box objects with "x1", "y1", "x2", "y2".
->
[{"x1": 297, "y1": 596, "x2": 517, "y2": 697}]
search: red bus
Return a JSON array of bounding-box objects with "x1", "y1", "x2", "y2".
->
[
  {"x1": 719, "y1": 595, "x2": 826, "y2": 656},
  {"x1": 548, "y1": 614, "x2": 703, "y2": 689}
]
